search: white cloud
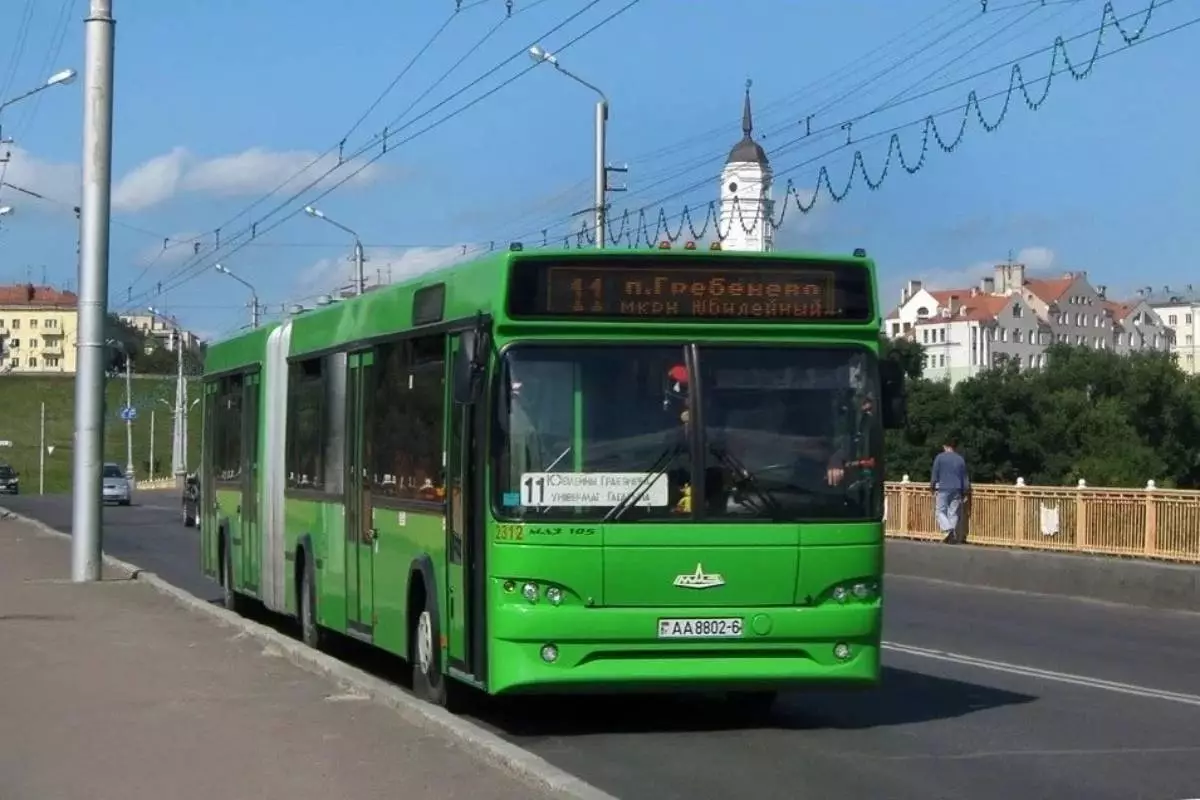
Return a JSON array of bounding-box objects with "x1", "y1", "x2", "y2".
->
[
  {"x1": 112, "y1": 146, "x2": 389, "y2": 213},
  {"x1": 297, "y1": 244, "x2": 479, "y2": 293},
  {"x1": 0, "y1": 145, "x2": 80, "y2": 210}
]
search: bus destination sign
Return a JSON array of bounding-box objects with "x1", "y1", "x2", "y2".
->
[{"x1": 507, "y1": 257, "x2": 873, "y2": 322}]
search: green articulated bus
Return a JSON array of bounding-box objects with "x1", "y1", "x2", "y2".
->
[{"x1": 199, "y1": 242, "x2": 907, "y2": 710}]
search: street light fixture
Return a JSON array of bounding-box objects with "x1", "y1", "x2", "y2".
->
[
  {"x1": 0, "y1": 68, "x2": 78, "y2": 115},
  {"x1": 528, "y1": 44, "x2": 610, "y2": 249},
  {"x1": 0, "y1": 206, "x2": 12, "y2": 218},
  {"x1": 146, "y1": 306, "x2": 187, "y2": 479},
  {"x1": 214, "y1": 263, "x2": 261, "y2": 328},
  {"x1": 303, "y1": 205, "x2": 365, "y2": 295}
]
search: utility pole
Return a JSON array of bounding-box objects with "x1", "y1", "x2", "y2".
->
[
  {"x1": 354, "y1": 239, "x2": 365, "y2": 295},
  {"x1": 39, "y1": 401, "x2": 45, "y2": 495},
  {"x1": 124, "y1": 353, "x2": 133, "y2": 480},
  {"x1": 249, "y1": 297, "x2": 260, "y2": 328},
  {"x1": 148, "y1": 408, "x2": 155, "y2": 481},
  {"x1": 71, "y1": 0, "x2": 115, "y2": 583},
  {"x1": 593, "y1": 98, "x2": 607, "y2": 249},
  {"x1": 174, "y1": 329, "x2": 184, "y2": 479}
]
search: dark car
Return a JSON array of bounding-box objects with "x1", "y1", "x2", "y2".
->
[
  {"x1": 0, "y1": 463, "x2": 18, "y2": 495},
  {"x1": 182, "y1": 473, "x2": 200, "y2": 527}
]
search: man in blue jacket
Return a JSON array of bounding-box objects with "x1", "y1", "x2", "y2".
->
[{"x1": 931, "y1": 437, "x2": 970, "y2": 543}]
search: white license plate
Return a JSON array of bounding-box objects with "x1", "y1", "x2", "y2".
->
[{"x1": 657, "y1": 617, "x2": 744, "y2": 639}]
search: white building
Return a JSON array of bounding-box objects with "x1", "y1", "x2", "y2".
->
[
  {"x1": 119, "y1": 312, "x2": 203, "y2": 354},
  {"x1": 1146, "y1": 288, "x2": 1200, "y2": 375},
  {"x1": 717, "y1": 81, "x2": 773, "y2": 252},
  {"x1": 885, "y1": 262, "x2": 1170, "y2": 385}
]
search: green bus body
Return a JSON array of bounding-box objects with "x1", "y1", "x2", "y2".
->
[{"x1": 199, "y1": 246, "x2": 904, "y2": 706}]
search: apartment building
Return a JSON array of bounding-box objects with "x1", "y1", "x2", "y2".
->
[
  {"x1": 885, "y1": 262, "x2": 1171, "y2": 385},
  {"x1": 0, "y1": 284, "x2": 77, "y2": 374},
  {"x1": 1145, "y1": 287, "x2": 1199, "y2": 375},
  {"x1": 118, "y1": 312, "x2": 202, "y2": 353}
]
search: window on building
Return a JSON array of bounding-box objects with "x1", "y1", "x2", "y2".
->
[
  {"x1": 1187, "y1": 335, "x2": 1194, "y2": 345},
  {"x1": 7, "y1": 358, "x2": 16, "y2": 368},
  {"x1": 890, "y1": 323, "x2": 899, "y2": 336},
  {"x1": 1169, "y1": 314, "x2": 1178, "y2": 326},
  {"x1": 369, "y1": 334, "x2": 446, "y2": 503},
  {"x1": 27, "y1": 357, "x2": 37, "y2": 368},
  {"x1": 10, "y1": 320, "x2": 18, "y2": 329},
  {"x1": 1012, "y1": 304, "x2": 1022, "y2": 318},
  {"x1": 45, "y1": 356, "x2": 59, "y2": 368},
  {"x1": 29, "y1": 319, "x2": 37, "y2": 329},
  {"x1": 921, "y1": 329, "x2": 928, "y2": 343},
  {"x1": 1013, "y1": 329, "x2": 1022, "y2": 343},
  {"x1": 45, "y1": 318, "x2": 58, "y2": 329},
  {"x1": 1185, "y1": 314, "x2": 1192, "y2": 325},
  {"x1": 7, "y1": 339, "x2": 18, "y2": 349}
]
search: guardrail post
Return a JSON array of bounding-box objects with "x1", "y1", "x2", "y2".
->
[
  {"x1": 1144, "y1": 479, "x2": 1158, "y2": 556},
  {"x1": 1014, "y1": 477, "x2": 1027, "y2": 544},
  {"x1": 899, "y1": 474, "x2": 911, "y2": 535},
  {"x1": 1075, "y1": 478, "x2": 1089, "y2": 550}
]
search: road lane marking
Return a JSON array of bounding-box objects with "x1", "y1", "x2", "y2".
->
[{"x1": 884, "y1": 641, "x2": 1200, "y2": 707}]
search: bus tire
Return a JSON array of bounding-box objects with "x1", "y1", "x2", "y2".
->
[
  {"x1": 220, "y1": 527, "x2": 245, "y2": 614},
  {"x1": 298, "y1": 557, "x2": 324, "y2": 651},
  {"x1": 410, "y1": 589, "x2": 464, "y2": 711}
]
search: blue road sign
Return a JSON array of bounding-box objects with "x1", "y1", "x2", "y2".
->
[{"x1": 120, "y1": 406, "x2": 137, "y2": 422}]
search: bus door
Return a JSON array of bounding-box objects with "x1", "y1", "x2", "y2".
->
[
  {"x1": 239, "y1": 371, "x2": 261, "y2": 594},
  {"x1": 345, "y1": 351, "x2": 375, "y2": 639},
  {"x1": 446, "y1": 333, "x2": 487, "y2": 680}
]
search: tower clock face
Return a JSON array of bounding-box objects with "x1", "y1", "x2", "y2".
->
[{"x1": 728, "y1": 181, "x2": 738, "y2": 193}]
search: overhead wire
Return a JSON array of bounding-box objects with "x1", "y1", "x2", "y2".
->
[
  {"x1": 515, "y1": 0, "x2": 1178, "y2": 248},
  {"x1": 133, "y1": 0, "x2": 639, "y2": 307}
]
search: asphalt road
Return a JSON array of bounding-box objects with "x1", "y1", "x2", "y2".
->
[{"x1": 5, "y1": 492, "x2": 1199, "y2": 800}]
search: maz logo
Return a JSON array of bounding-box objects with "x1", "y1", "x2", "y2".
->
[{"x1": 673, "y1": 564, "x2": 725, "y2": 589}]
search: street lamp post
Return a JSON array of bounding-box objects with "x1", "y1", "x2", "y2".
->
[
  {"x1": 529, "y1": 45, "x2": 610, "y2": 249},
  {"x1": 214, "y1": 263, "x2": 260, "y2": 327},
  {"x1": 303, "y1": 206, "x2": 365, "y2": 294},
  {"x1": 147, "y1": 306, "x2": 185, "y2": 483},
  {"x1": 0, "y1": 68, "x2": 77, "y2": 120}
]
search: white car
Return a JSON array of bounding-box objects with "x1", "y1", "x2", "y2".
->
[{"x1": 102, "y1": 463, "x2": 132, "y2": 506}]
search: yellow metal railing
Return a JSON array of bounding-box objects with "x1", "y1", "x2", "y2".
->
[{"x1": 884, "y1": 479, "x2": 1200, "y2": 563}]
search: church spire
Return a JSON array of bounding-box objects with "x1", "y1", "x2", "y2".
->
[{"x1": 742, "y1": 78, "x2": 753, "y2": 139}]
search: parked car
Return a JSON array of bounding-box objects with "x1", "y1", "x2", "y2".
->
[
  {"x1": 102, "y1": 462, "x2": 132, "y2": 506},
  {"x1": 0, "y1": 463, "x2": 18, "y2": 495},
  {"x1": 182, "y1": 472, "x2": 200, "y2": 527}
]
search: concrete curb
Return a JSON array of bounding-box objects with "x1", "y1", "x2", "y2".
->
[
  {"x1": 0, "y1": 505, "x2": 617, "y2": 800},
  {"x1": 886, "y1": 538, "x2": 1200, "y2": 613}
]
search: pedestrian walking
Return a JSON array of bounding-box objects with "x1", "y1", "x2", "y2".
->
[{"x1": 930, "y1": 437, "x2": 970, "y2": 544}]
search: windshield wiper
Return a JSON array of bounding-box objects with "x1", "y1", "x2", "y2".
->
[
  {"x1": 603, "y1": 442, "x2": 683, "y2": 522},
  {"x1": 709, "y1": 445, "x2": 784, "y2": 518}
]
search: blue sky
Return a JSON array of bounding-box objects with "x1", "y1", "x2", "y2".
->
[{"x1": 0, "y1": 0, "x2": 1196, "y2": 340}]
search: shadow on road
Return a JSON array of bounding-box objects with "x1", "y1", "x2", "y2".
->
[{"x1": 230, "y1": 598, "x2": 1035, "y2": 739}]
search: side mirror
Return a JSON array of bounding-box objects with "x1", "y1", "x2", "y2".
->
[{"x1": 880, "y1": 359, "x2": 907, "y2": 430}]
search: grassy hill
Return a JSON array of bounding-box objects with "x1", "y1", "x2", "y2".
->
[{"x1": 0, "y1": 374, "x2": 202, "y2": 495}]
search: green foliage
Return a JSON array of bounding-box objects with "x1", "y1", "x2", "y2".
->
[
  {"x1": 105, "y1": 314, "x2": 205, "y2": 377},
  {"x1": 886, "y1": 341, "x2": 1200, "y2": 488}
]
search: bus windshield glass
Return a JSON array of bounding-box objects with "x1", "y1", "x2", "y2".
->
[{"x1": 492, "y1": 344, "x2": 883, "y2": 523}]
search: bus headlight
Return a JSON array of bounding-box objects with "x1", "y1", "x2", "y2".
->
[
  {"x1": 832, "y1": 586, "x2": 849, "y2": 603},
  {"x1": 852, "y1": 582, "x2": 874, "y2": 599},
  {"x1": 545, "y1": 586, "x2": 563, "y2": 605},
  {"x1": 521, "y1": 582, "x2": 539, "y2": 603}
]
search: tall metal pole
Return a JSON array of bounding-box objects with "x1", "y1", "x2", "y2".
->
[
  {"x1": 173, "y1": 331, "x2": 184, "y2": 478},
  {"x1": 149, "y1": 408, "x2": 155, "y2": 481},
  {"x1": 124, "y1": 354, "x2": 133, "y2": 479},
  {"x1": 71, "y1": 0, "x2": 115, "y2": 583},
  {"x1": 594, "y1": 99, "x2": 608, "y2": 250},
  {"x1": 39, "y1": 401, "x2": 45, "y2": 495},
  {"x1": 353, "y1": 239, "x2": 365, "y2": 294},
  {"x1": 250, "y1": 297, "x2": 260, "y2": 327}
]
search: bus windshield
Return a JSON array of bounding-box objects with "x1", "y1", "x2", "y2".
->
[{"x1": 491, "y1": 344, "x2": 883, "y2": 523}]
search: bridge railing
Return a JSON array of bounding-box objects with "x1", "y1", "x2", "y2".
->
[
  {"x1": 135, "y1": 478, "x2": 177, "y2": 491},
  {"x1": 884, "y1": 478, "x2": 1200, "y2": 563}
]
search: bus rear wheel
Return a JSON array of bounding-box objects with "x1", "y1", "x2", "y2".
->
[{"x1": 299, "y1": 563, "x2": 324, "y2": 650}]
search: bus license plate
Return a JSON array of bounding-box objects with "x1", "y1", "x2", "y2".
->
[{"x1": 657, "y1": 618, "x2": 744, "y2": 639}]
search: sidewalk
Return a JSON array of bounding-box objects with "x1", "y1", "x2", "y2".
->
[{"x1": 0, "y1": 518, "x2": 556, "y2": 800}]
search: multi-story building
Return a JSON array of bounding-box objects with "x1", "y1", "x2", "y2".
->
[
  {"x1": 0, "y1": 284, "x2": 78, "y2": 374},
  {"x1": 1145, "y1": 287, "x2": 1199, "y2": 375},
  {"x1": 118, "y1": 312, "x2": 202, "y2": 353},
  {"x1": 885, "y1": 262, "x2": 1171, "y2": 385}
]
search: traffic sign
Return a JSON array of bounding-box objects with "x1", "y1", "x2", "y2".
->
[{"x1": 120, "y1": 406, "x2": 137, "y2": 422}]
